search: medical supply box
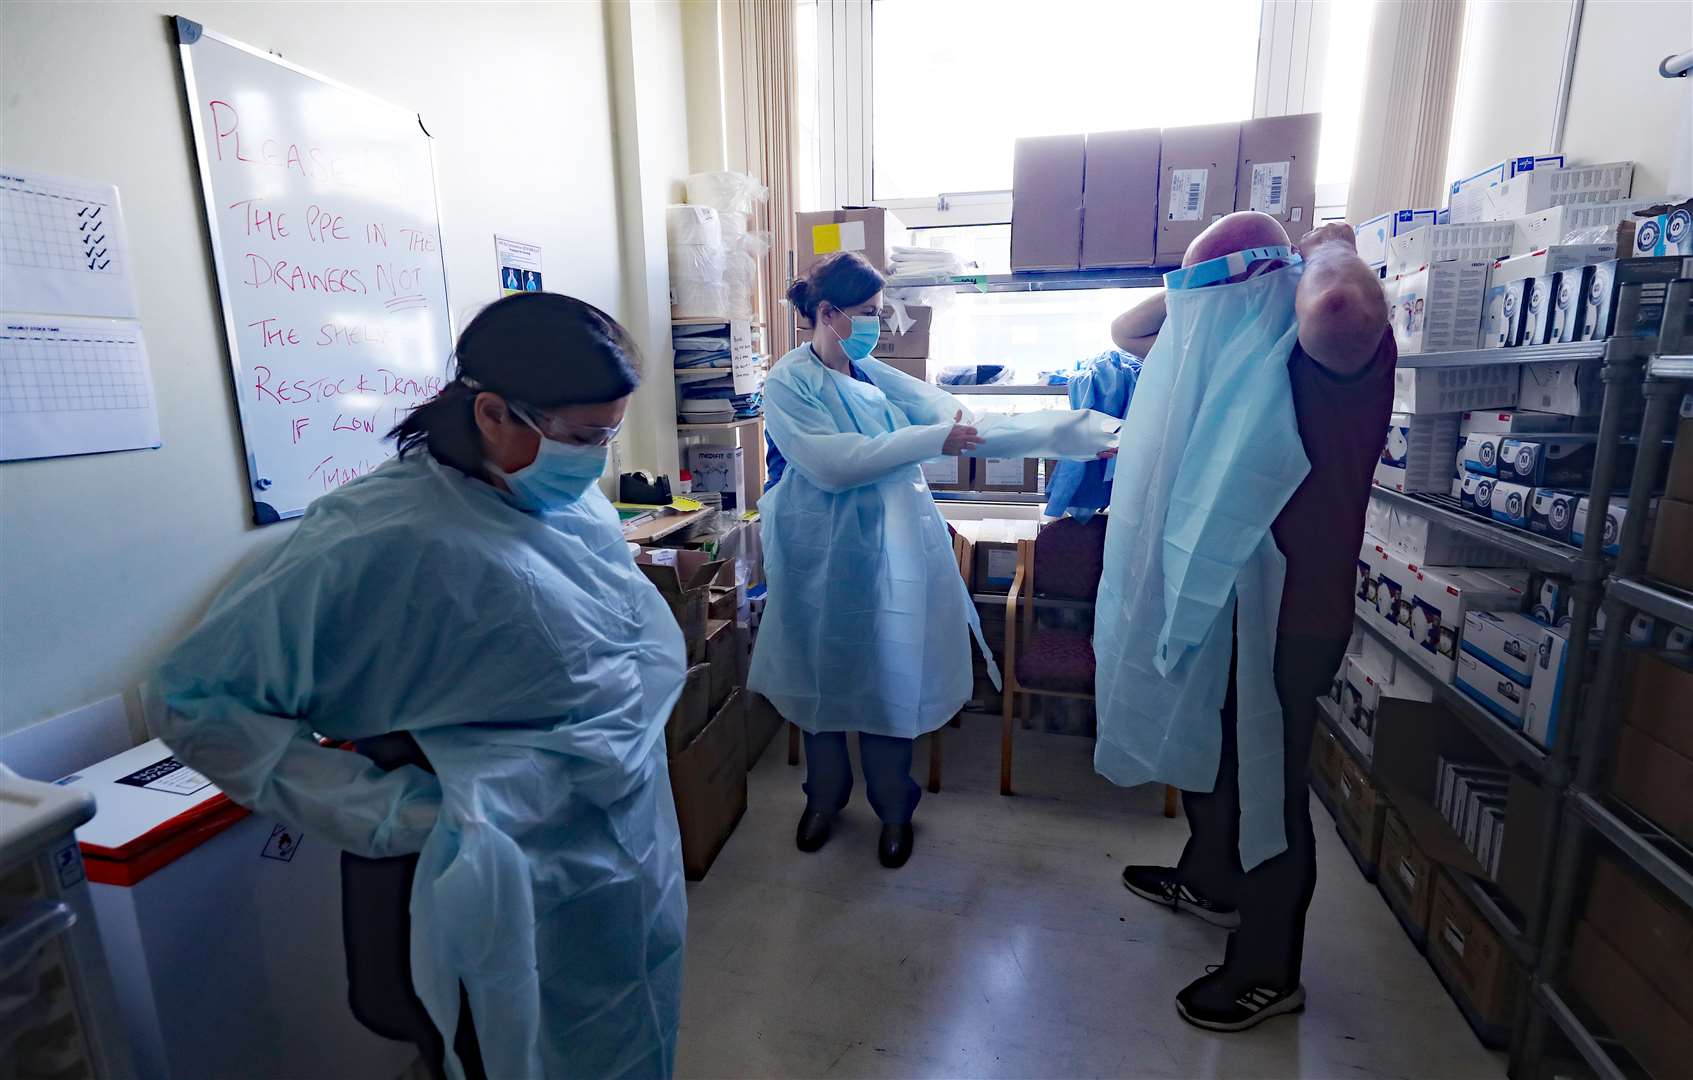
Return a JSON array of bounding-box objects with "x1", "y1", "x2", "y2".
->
[
  {"x1": 1234, "y1": 112, "x2": 1320, "y2": 243},
  {"x1": 921, "y1": 456, "x2": 970, "y2": 491},
  {"x1": 636, "y1": 548, "x2": 730, "y2": 662},
  {"x1": 1011, "y1": 134, "x2": 1086, "y2": 271},
  {"x1": 1376, "y1": 412, "x2": 1461, "y2": 493},
  {"x1": 1392, "y1": 365, "x2": 1516, "y2": 414},
  {"x1": 1386, "y1": 222, "x2": 1515, "y2": 277},
  {"x1": 1475, "y1": 162, "x2": 1635, "y2": 223},
  {"x1": 1447, "y1": 155, "x2": 1564, "y2": 224},
  {"x1": 796, "y1": 207, "x2": 909, "y2": 277},
  {"x1": 56, "y1": 740, "x2": 415, "y2": 1080},
  {"x1": 1389, "y1": 260, "x2": 1489, "y2": 354},
  {"x1": 1358, "y1": 209, "x2": 1438, "y2": 270},
  {"x1": 1617, "y1": 198, "x2": 1693, "y2": 257},
  {"x1": 975, "y1": 455, "x2": 1040, "y2": 494},
  {"x1": 1079, "y1": 128, "x2": 1161, "y2": 268},
  {"x1": 1156, "y1": 122, "x2": 1242, "y2": 266}
]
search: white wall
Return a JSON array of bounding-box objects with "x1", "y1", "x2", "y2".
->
[
  {"x1": 0, "y1": 1, "x2": 644, "y2": 735},
  {"x1": 1446, "y1": 0, "x2": 1693, "y2": 197}
]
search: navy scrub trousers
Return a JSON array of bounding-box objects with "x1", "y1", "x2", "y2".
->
[{"x1": 802, "y1": 731, "x2": 922, "y2": 824}]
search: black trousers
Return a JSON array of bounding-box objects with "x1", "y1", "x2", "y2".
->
[
  {"x1": 1175, "y1": 633, "x2": 1348, "y2": 987},
  {"x1": 802, "y1": 730, "x2": 922, "y2": 824}
]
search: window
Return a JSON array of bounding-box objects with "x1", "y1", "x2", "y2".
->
[{"x1": 871, "y1": 0, "x2": 1263, "y2": 202}]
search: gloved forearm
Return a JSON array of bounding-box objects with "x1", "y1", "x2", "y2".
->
[
  {"x1": 970, "y1": 409, "x2": 1120, "y2": 461},
  {"x1": 157, "y1": 702, "x2": 442, "y2": 857}
]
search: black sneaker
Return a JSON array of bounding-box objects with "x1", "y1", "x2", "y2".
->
[
  {"x1": 1175, "y1": 965, "x2": 1306, "y2": 1032},
  {"x1": 1121, "y1": 865, "x2": 1241, "y2": 929}
]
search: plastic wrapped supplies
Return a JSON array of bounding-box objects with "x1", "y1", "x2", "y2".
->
[
  {"x1": 666, "y1": 205, "x2": 722, "y2": 247},
  {"x1": 671, "y1": 172, "x2": 771, "y2": 321},
  {"x1": 685, "y1": 171, "x2": 769, "y2": 216}
]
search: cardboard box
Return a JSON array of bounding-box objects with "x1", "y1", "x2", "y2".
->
[
  {"x1": 1612, "y1": 723, "x2": 1693, "y2": 846},
  {"x1": 1234, "y1": 112, "x2": 1320, "y2": 242},
  {"x1": 744, "y1": 692, "x2": 784, "y2": 772},
  {"x1": 1357, "y1": 209, "x2": 1438, "y2": 270},
  {"x1": 1389, "y1": 260, "x2": 1489, "y2": 354},
  {"x1": 1313, "y1": 723, "x2": 1344, "y2": 799},
  {"x1": 1487, "y1": 244, "x2": 1615, "y2": 289},
  {"x1": 969, "y1": 518, "x2": 1039, "y2": 593},
  {"x1": 1666, "y1": 415, "x2": 1693, "y2": 502},
  {"x1": 1625, "y1": 652, "x2": 1693, "y2": 760},
  {"x1": 1647, "y1": 497, "x2": 1693, "y2": 590},
  {"x1": 975, "y1": 456, "x2": 1040, "y2": 494},
  {"x1": 1157, "y1": 122, "x2": 1242, "y2": 265},
  {"x1": 1428, "y1": 870, "x2": 1521, "y2": 1033},
  {"x1": 1011, "y1": 134, "x2": 1086, "y2": 271},
  {"x1": 1460, "y1": 610, "x2": 1541, "y2": 684},
  {"x1": 1387, "y1": 507, "x2": 1516, "y2": 567},
  {"x1": 708, "y1": 584, "x2": 739, "y2": 623},
  {"x1": 1529, "y1": 488, "x2": 1579, "y2": 543},
  {"x1": 1341, "y1": 655, "x2": 1386, "y2": 756},
  {"x1": 1499, "y1": 434, "x2": 1600, "y2": 487},
  {"x1": 666, "y1": 663, "x2": 712, "y2": 756},
  {"x1": 1520, "y1": 274, "x2": 1556, "y2": 346},
  {"x1": 1584, "y1": 856, "x2": 1693, "y2": 1019},
  {"x1": 1379, "y1": 808, "x2": 1435, "y2": 936},
  {"x1": 1459, "y1": 432, "x2": 1505, "y2": 476},
  {"x1": 635, "y1": 548, "x2": 728, "y2": 663},
  {"x1": 795, "y1": 207, "x2": 908, "y2": 276},
  {"x1": 1447, "y1": 155, "x2": 1564, "y2": 224},
  {"x1": 920, "y1": 456, "x2": 969, "y2": 491},
  {"x1": 1387, "y1": 222, "x2": 1516, "y2": 277},
  {"x1": 1519, "y1": 360, "x2": 1602, "y2": 417},
  {"x1": 1080, "y1": 128, "x2": 1160, "y2": 269},
  {"x1": 1549, "y1": 266, "x2": 1588, "y2": 342},
  {"x1": 1488, "y1": 479, "x2": 1534, "y2": 528},
  {"x1": 1335, "y1": 752, "x2": 1387, "y2": 869},
  {"x1": 1377, "y1": 412, "x2": 1461, "y2": 494},
  {"x1": 705, "y1": 618, "x2": 737, "y2": 711},
  {"x1": 1393, "y1": 365, "x2": 1515, "y2": 414},
  {"x1": 669, "y1": 690, "x2": 748, "y2": 880},
  {"x1": 1476, "y1": 161, "x2": 1635, "y2": 222},
  {"x1": 1566, "y1": 920, "x2": 1693, "y2": 1080},
  {"x1": 1509, "y1": 198, "x2": 1671, "y2": 255},
  {"x1": 872, "y1": 305, "x2": 932, "y2": 361}
]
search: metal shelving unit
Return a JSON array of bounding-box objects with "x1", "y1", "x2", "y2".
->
[
  {"x1": 1366, "y1": 487, "x2": 1583, "y2": 574},
  {"x1": 1518, "y1": 276, "x2": 1693, "y2": 1079},
  {"x1": 1396, "y1": 340, "x2": 1606, "y2": 370},
  {"x1": 888, "y1": 266, "x2": 1175, "y2": 293},
  {"x1": 1352, "y1": 616, "x2": 1551, "y2": 777},
  {"x1": 931, "y1": 489, "x2": 1047, "y2": 505}
]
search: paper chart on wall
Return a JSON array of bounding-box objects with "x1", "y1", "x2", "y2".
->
[
  {"x1": 0, "y1": 170, "x2": 141, "y2": 320},
  {"x1": 0, "y1": 317, "x2": 162, "y2": 461}
]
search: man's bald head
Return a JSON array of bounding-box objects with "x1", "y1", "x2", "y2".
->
[{"x1": 1182, "y1": 211, "x2": 1292, "y2": 268}]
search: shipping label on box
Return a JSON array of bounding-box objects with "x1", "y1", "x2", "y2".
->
[
  {"x1": 1157, "y1": 123, "x2": 1241, "y2": 263},
  {"x1": 1236, "y1": 113, "x2": 1318, "y2": 238}
]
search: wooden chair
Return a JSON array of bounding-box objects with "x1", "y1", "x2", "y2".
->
[{"x1": 1001, "y1": 517, "x2": 1178, "y2": 818}]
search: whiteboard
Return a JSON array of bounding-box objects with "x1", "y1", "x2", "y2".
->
[{"x1": 177, "y1": 19, "x2": 453, "y2": 523}]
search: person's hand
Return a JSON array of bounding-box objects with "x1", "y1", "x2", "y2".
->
[
  {"x1": 1096, "y1": 447, "x2": 1118, "y2": 460},
  {"x1": 1297, "y1": 222, "x2": 1358, "y2": 261},
  {"x1": 942, "y1": 410, "x2": 983, "y2": 456}
]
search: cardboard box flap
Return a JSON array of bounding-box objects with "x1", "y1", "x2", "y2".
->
[{"x1": 636, "y1": 548, "x2": 729, "y2": 594}]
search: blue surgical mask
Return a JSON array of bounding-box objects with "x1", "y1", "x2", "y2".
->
[
  {"x1": 834, "y1": 314, "x2": 882, "y2": 362},
  {"x1": 496, "y1": 413, "x2": 609, "y2": 512}
]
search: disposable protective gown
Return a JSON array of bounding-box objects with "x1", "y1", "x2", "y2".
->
[
  {"x1": 1092, "y1": 252, "x2": 1312, "y2": 870},
  {"x1": 156, "y1": 452, "x2": 687, "y2": 1080},
  {"x1": 750, "y1": 349, "x2": 1117, "y2": 739}
]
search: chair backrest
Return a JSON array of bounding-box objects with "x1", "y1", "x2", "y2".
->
[{"x1": 1032, "y1": 515, "x2": 1108, "y2": 601}]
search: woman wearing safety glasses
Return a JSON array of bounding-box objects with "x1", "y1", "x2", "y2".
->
[{"x1": 155, "y1": 293, "x2": 688, "y2": 1080}]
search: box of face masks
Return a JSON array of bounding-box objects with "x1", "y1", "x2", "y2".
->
[
  {"x1": 1498, "y1": 435, "x2": 1601, "y2": 487},
  {"x1": 1578, "y1": 256, "x2": 1693, "y2": 341},
  {"x1": 1377, "y1": 412, "x2": 1462, "y2": 492},
  {"x1": 1573, "y1": 496, "x2": 1653, "y2": 555},
  {"x1": 1406, "y1": 565, "x2": 1529, "y2": 682},
  {"x1": 1548, "y1": 267, "x2": 1589, "y2": 343},
  {"x1": 1488, "y1": 244, "x2": 1615, "y2": 290},
  {"x1": 1461, "y1": 610, "x2": 1541, "y2": 684},
  {"x1": 1476, "y1": 161, "x2": 1635, "y2": 223},
  {"x1": 1390, "y1": 260, "x2": 1489, "y2": 354},
  {"x1": 690, "y1": 445, "x2": 747, "y2": 511},
  {"x1": 1461, "y1": 409, "x2": 1573, "y2": 435},
  {"x1": 1456, "y1": 650, "x2": 1529, "y2": 726},
  {"x1": 1519, "y1": 361, "x2": 1602, "y2": 417},
  {"x1": 1617, "y1": 200, "x2": 1693, "y2": 257},
  {"x1": 1387, "y1": 223, "x2": 1516, "y2": 277},
  {"x1": 1483, "y1": 279, "x2": 1528, "y2": 349},
  {"x1": 1529, "y1": 489, "x2": 1580, "y2": 542},
  {"x1": 1358, "y1": 208, "x2": 1438, "y2": 269},
  {"x1": 58, "y1": 741, "x2": 418, "y2": 1080},
  {"x1": 1460, "y1": 432, "x2": 1506, "y2": 476},
  {"x1": 1488, "y1": 480, "x2": 1534, "y2": 528},
  {"x1": 1522, "y1": 624, "x2": 1568, "y2": 749},
  {"x1": 1394, "y1": 366, "x2": 1516, "y2": 414},
  {"x1": 1448, "y1": 155, "x2": 1565, "y2": 224},
  {"x1": 1386, "y1": 507, "x2": 1517, "y2": 567}
]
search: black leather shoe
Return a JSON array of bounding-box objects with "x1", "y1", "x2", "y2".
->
[
  {"x1": 796, "y1": 809, "x2": 833, "y2": 853},
  {"x1": 878, "y1": 823, "x2": 915, "y2": 869}
]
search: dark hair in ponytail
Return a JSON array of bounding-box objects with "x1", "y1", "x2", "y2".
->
[
  {"x1": 389, "y1": 292, "x2": 642, "y2": 476},
  {"x1": 786, "y1": 250, "x2": 884, "y2": 326}
]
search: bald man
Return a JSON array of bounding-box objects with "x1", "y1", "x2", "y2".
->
[{"x1": 1115, "y1": 214, "x2": 1394, "y2": 1031}]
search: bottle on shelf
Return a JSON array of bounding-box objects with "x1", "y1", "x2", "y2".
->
[{"x1": 678, "y1": 468, "x2": 692, "y2": 495}]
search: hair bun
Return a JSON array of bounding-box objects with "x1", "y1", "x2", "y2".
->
[{"x1": 785, "y1": 277, "x2": 814, "y2": 317}]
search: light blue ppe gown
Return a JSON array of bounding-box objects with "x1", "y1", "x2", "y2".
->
[
  {"x1": 750, "y1": 348, "x2": 1118, "y2": 737},
  {"x1": 155, "y1": 452, "x2": 688, "y2": 1080},
  {"x1": 1092, "y1": 248, "x2": 1313, "y2": 870}
]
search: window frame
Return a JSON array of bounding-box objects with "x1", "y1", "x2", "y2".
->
[{"x1": 807, "y1": 0, "x2": 1347, "y2": 228}]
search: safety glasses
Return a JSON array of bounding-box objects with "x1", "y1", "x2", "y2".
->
[{"x1": 512, "y1": 403, "x2": 623, "y2": 447}]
